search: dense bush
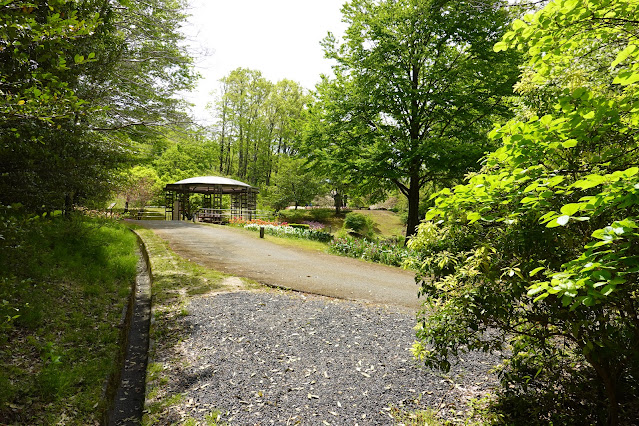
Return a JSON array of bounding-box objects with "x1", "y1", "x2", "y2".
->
[
  {"x1": 408, "y1": 2, "x2": 639, "y2": 424},
  {"x1": 343, "y1": 212, "x2": 375, "y2": 237},
  {"x1": 277, "y1": 209, "x2": 307, "y2": 223},
  {"x1": 278, "y1": 208, "x2": 343, "y2": 225},
  {"x1": 309, "y1": 208, "x2": 335, "y2": 221}
]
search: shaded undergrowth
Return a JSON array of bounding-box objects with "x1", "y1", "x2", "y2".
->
[{"x1": 0, "y1": 213, "x2": 138, "y2": 424}]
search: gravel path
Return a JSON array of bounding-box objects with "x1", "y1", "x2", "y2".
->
[{"x1": 155, "y1": 290, "x2": 501, "y2": 425}]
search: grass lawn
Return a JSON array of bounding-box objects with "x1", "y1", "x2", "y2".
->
[
  {"x1": 354, "y1": 209, "x2": 406, "y2": 238},
  {"x1": 0, "y1": 215, "x2": 138, "y2": 425},
  {"x1": 215, "y1": 223, "x2": 330, "y2": 253}
]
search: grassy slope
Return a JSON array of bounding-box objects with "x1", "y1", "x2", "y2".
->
[
  {"x1": 0, "y1": 216, "x2": 138, "y2": 425},
  {"x1": 354, "y1": 209, "x2": 406, "y2": 238},
  {"x1": 279, "y1": 208, "x2": 406, "y2": 239}
]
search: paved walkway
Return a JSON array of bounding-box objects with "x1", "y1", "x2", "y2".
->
[{"x1": 138, "y1": 221, "x2": 421, "y2": 310}]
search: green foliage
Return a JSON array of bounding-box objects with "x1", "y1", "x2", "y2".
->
[
  {"x1": 0, "y1": 0, "x2": 100, "y2": 125},
  {"x1": 278, "y1": 208, "x2": 339, "y2": 224},
  {"x1": 343, "y1": 212, "x2": 374, "y2": 237},
  {"x1": 308, "y1": 208, "x2": 334, "y2": 222},
  {"x1": 0, "y1": 0, "x2": 196, "y2": 213},
  {"x1": 277, "y1": 209, "x2": 307, "y2": 223},
  {"x1": 265, "y1": 157, "x2": 325, "y2": 210},
  {"x1": 409, "y1": 1, "x2": 639, "y2": 423},
  {"x1": 304, "y1": 0, "x2": 521, "y2": 236},
  {"x1": 211, "y1": 69, "x2": 311, "y2": 188},
  {"x1": 0, "y1": 212, "x2": 138, "y2": 424},
  {"x1": 150, "y1": 130, "x2": 221, "y2": 192},
  {"x1": 120, "y1": 166, "x2": 162, "y2": 208},
  {"x1": 329, "y1": 237, "x2": 413, "y2": 267}
]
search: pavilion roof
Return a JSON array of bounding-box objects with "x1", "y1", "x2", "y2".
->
[{"x1": 164, "y1": 176, "x2": 258, "y2": 194}]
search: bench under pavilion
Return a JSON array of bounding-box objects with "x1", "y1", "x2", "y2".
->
[{"x1": 164, "y1": 176, "x2": 259, "y2": 223}]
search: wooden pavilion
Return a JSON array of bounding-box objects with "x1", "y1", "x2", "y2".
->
[{"x1": 164, "y1": 176, "x2": 258, "y2": 223}]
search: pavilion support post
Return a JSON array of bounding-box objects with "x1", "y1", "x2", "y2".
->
[
  {"x1": 248, "y1": 189, "x2": 257, "y2": 221},
  {"x1": 165, "y1": 191, "x2": 174, "y2": 220}
]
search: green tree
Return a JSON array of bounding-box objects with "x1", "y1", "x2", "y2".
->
[
  {"x1": 83, "y1": 0, "x2": 195, "y2": 133},
  {"x1": 0, "y1": 0, "x2": 196, "y2": 212},
  {"x1": 0, "y1": 0, "x2": 99, "y2": 126},
  {"x1": 266, "y1": 158, "x2": 324, "y2": 211},
  {"x1": 121, "y1": 166, "x2": 160, "y2": 209},
  {"x1": 215, "y1": 68, "x2": 272, "y2": 184},
  {"x1": 408, "y1": 1, "x2": 639, "y2": 423},
  {"x1": 210, "y1": 70, "x2": 311, "y2": 188},
  {"x1": 153, "y1": 131, "x2": 218, "y2": 184},
  {"x1": 305, "y1": 0, "x2": 520, "y2": 239}
]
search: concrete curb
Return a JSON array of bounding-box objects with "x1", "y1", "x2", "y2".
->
[{"x1": 104, "y1": 230, "x2": 152, "y2": 425}]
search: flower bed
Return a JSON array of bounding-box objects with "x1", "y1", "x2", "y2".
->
[
  {"x1": 229, "y1": 217, "x2": 282, "y2": 227},
  {"x1": 328, "y1": 237, "x2": 414, "y2": 267},
  {"x1": 232, "y1": 219, "x2": 333, "y2": 243}
]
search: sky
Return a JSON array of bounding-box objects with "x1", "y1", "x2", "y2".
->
[{"x1": 181, "y1": 0, "x2": 348, "y2": 125}]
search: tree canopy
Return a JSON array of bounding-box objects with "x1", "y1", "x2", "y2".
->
[
  {"x1": 0, "y1": 0, "x2": 196, "y2": 212},
  {"x1": 304, "y1": 0, "x2": 521, "y2": 238},
  {"x1": 210, "y1": 68, "x2": 311, "y2": 189}
]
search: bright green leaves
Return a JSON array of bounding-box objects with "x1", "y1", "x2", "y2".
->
[
  {"x1": 0, "y1": 1, "x2": 101, "y2": 125},
  {"x1": 562, "y1": 139, "x2": 578, "y2": 148},
  {"x1": 423, "y1": 0, "x2": 639, "y2": 310},
  {"x1": 529, "y1": 216, "x2": 639, "y2": 309},
  {"x1": 611, "y1": 42, "x2": 638, "y2": 68},
  {"x1": 614, "y1": 71, "x2": 639, "y2": 86},
  {"x1": 411, "y1": 1, "x2": 639, "y2": 419},
  {"x1": 611, "y1": 39, "x2": 639, "y2": 86},
  {"x1": 572, "y1": 173, "x2": 607, "y2": 190},
  {"x1": 497, "y1": 0, "x2": 639, "y2": 92}
]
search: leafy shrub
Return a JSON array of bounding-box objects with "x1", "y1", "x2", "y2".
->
[
  {"x1": 408, "y1": 2, "x2": 639, "y2": 423},
  {"x1": 278, "y1": 209, "x2": 307, "y2": 223},
  {"x1": 309, "y1": 208, "x2": 333, "y2": 221},
  {"x1": 289, "y1": 223, "x2": 310, "y2": 230},
  {"x1": 343, "y1": 212, "x2": 375, "y2": 237},
  {"x1": 343, "y1": 212, "x2": 366, "y2": 231}
]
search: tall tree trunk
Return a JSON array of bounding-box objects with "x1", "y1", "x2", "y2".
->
[
  {"x1": 242, "y1": 130, "x2": 249, "y2": 178},
  {"x1": 64, "y1": 192, "x2": 73, "y2": 219},
  {"x1": 334, "y1": 192, "x2": 342, "y2": 215},
  {"x1": 585, "y1": 353, "x2": 620, "y2": 426},
  {"x1": 238, "y1": 127, "x2": 245, "y2": 178},
  {"x1": 219, "y1": 109, "x2": 226, "y2": 173},
  {"x1": 225, "y1": 139, "x2": 232, "y2": 175},
  {"x1": 405, "y1": 173, "x2": 421, "y2": 242}
]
